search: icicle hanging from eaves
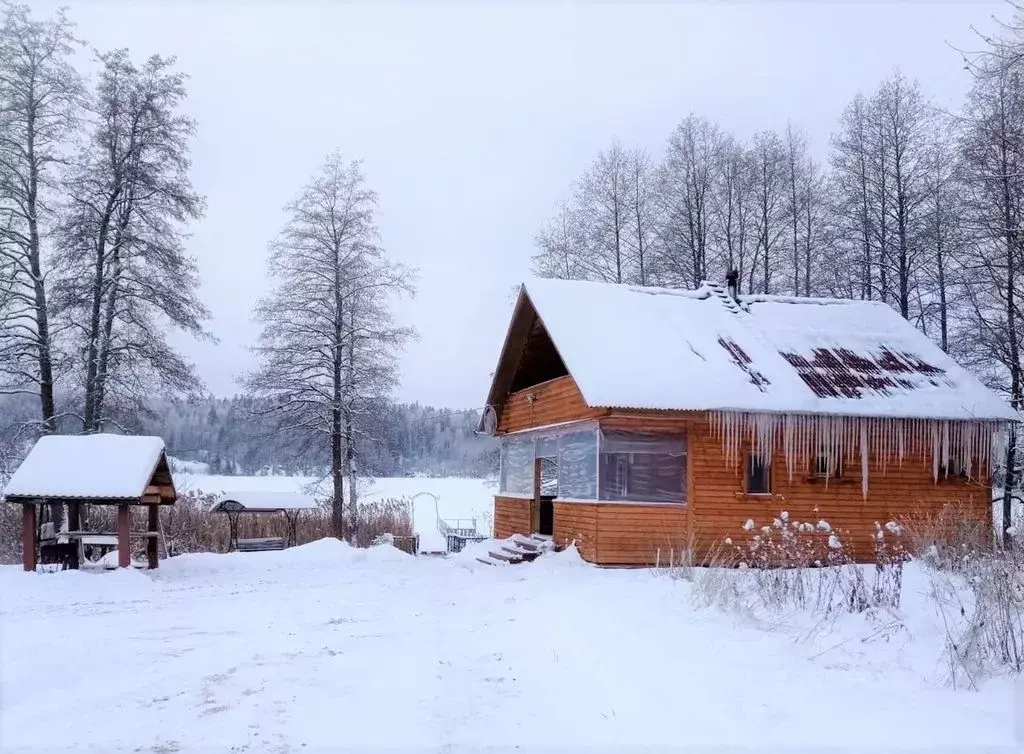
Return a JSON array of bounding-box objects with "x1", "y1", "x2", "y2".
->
[{"x1": 708, "y1": 411, "x2": 1004, "y2": 499}]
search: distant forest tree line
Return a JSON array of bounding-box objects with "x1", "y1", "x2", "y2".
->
[
  {"x1": 149, "y1": 397, "x2": 496, "y2": 479},
  {"x1": 0, "y1": 392, "x2": 497, "y2": 480}
]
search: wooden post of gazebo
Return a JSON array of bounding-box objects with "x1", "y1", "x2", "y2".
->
[
  {"x1": 147, "y1": 504, "x2": 160, "y2": 569},
  {"x1": 21, "y1": 503, "x2": 36, "y2": 572},
  {"x1": 117, "y1": 504, "x2": 131, "y2": 568}
]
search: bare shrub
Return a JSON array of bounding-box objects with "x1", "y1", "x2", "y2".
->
[
  {"x1": 353, "y1": 497, "x2": 413, "y2": 547},
  {"x1": 652, "y1": 528, "x2": 702, "y2": 579},
  {"x1": 927, "y1": 538, "x2": 1024, "y2": 687},
  {"x1": 0, "y1": 502, "x2": 22, "y2": 564},
  {"x1": 680, "y1": 541, "x2": 746, "y2": 611},
  {"x1": 954, "y1": 547, "x2": 1024, "y2": 681},
  {"x1": 688, "y1": 512, "x2": 908, "y2": 616},
  {"x1": 161, "y1": 492, "x2": 227, "y2": 554},
  {"x1": 899, "y1": 502, "x2": 993, "y2": 572}
]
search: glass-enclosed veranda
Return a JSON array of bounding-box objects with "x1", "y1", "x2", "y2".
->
[{"x1": 498, "y1": 421, "x2": 687, "y2": 532}]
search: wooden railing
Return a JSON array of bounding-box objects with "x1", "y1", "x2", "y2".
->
[
  {"x1": 438, "y1": 517, "x2": 486, "y2": 553},
  {"x1": 411, "y1": 491, "x2": 487, "y2": 554}
]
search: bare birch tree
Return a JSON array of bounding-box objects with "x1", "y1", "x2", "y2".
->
[
  {"x1": 710, "y1": 135, "x2": 754, "y2": 291},
  {"x1": 626, "y1": 146, "x2": 657, "y2": 285},
  {"x1": 245, "y1": 153, "x2": 414, "y2": 540},
  {"x1": 829, "y1": 93, "x2": 878, "y2": 300},
  {"x1": 919, "y1": 114, "x2": 964, "y2": 351},
  {"x1": 577, "y1": 142, "x2": 632, "y2": 283},
  {"x1": 749, "y1": 129, "x2": 787, "y2": 294},
  {"x1": 958, "y1": 49, "x2": 1024, "y2": 543},
  {"x1": 54, "y1": 51, "x2": 207, "y2": 431},
  {"x1": 876, "y1": 73, "x2": 931, "y2": 320},
  {"x1": 0, "y1": 2, "x2": 82, "y2": 432},
  {"x1": 657, "y1": 115, "x2": 723, "y2": 287},
  {"x1": 783, "y1": 124, "x2": 809, "y2": 295},
  {"x1": 532, "y1": 200, "x2": 586, "y2": 280}
]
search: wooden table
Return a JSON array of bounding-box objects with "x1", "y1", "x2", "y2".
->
[{"x1": 45, "y1": 531, "x2": 162, "y2": 568}]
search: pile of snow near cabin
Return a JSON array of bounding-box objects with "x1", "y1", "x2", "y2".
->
[{"x1": 1, "y1": 540, "x2": 1020, "y2": 752}]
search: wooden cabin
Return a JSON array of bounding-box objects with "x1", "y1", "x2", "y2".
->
[
  {"x1": 479, "y1": 278, "x2": 1018, "y2": 566},
  {"x1": 3, "y1": 434, "x2": 176, "y2": 570}
]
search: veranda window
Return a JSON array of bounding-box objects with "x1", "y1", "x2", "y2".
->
[
  {"x1": 499, "y1": 435, "x2": 534, "y2": 496},
  {"x1": 598, "y1": 431, "x2": 686, "y2": 504},
  {"x1": 498, "y1": 423, "x2": 598, "y2": 498}
]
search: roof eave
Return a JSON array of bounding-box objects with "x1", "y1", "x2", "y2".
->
[
  {"x1": 2, "y1": 493, "x2": 142, "y2": 503},
  {"x1": 591, "y1": 402, "x2": 1018, "y2": 423}
]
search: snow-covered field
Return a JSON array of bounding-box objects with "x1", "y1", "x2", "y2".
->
[
  {"x1": 177, "y1": 472, "x2": 496, "y2": 537},
  {"x1": 1, "y1": 542, "x2": 1020, "y2": 753}
]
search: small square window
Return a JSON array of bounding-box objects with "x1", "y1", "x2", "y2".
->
[
  {"x1": 939, "y1": 457, "x2": 970, "y2": 479},
  {"x1": 747, "y1": 455, "x2": 771, "y2": 494},
  {"x1": 812, "y1": 453, "x2": 842, "y2": 478}
]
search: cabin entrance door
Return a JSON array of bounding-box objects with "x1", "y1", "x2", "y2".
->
[{"x1": 532, "y1": 456, "x2": 556, "y2": 537}]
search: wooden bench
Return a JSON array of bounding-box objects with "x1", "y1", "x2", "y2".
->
[{"x1": 236, "y1": 537, "x2": 286, "y2": 552}]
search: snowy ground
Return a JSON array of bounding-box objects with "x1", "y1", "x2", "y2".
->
[
  {"x1": 1, "y1": 543, "x2": 1020, "y2": 753},
  {"x1": 177, "y1": 472, "x2": 496, "y2": 539}
]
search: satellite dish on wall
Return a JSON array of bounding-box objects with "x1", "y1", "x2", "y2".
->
[{"x1": 480, "y1": 405, "x2": 498, "y2": 436}]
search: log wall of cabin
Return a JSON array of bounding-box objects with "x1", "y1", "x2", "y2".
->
[
  {"x1": 601, "y1": 412, "x2": 992, "y2": 564},
  {"x1": 493, "y1": 496, "x2": 531, "y2": 540},
  {"x1": 491, "y1": 375, "x2": 991, "y2": 565},
  {"x1": 553, "y1": 502, "x2": 597, "y2": 561}
]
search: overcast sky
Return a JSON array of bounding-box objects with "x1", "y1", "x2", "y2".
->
[{"x1": 34, "y1": 1, "x2": 1007, "y2": 409}]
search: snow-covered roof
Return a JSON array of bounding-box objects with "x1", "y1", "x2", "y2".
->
[
  {"x1": 494, "y1": 278, "x2": 1017, "y2": 421},
  {"x1": 2, "y1": 434, "x2": 170, "y2": 500},
  {"x1": 211, "y1": 490, "x2": 317, "y2": 512}
]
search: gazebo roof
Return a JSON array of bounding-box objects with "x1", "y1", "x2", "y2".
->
[
  {"x1": 2, "y1": 434, "x2": 175, "y2": 504},
  {"x1": 210, "y1": 490, "x2": 317, "y2": 513}
]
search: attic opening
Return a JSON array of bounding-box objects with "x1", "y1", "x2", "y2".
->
[{"x1": 508, "y1": 312, "x2": 568, "y2": 393}]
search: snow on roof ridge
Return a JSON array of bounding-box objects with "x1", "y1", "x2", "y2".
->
[
  {"x1": 742, "y1": 292, "x2": 891, "y2": 307},
  {"x1": 526, "y1": 277, "x2": 713, "y2": 300}
]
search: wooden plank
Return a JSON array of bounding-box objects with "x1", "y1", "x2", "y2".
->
[
  {"x1": 531, "y1": 458, "x2": 541, "y2": 533},
  {"x1": 117, "y1": 504, "x2": 130, "y2": 569},
  {"x1": 147, "y1": 504, "x2": 159, "y2": 569},
  {"x1": 488, "y1": 549, "x2": 521, "y2": 563},
  {"x1": 22, "y1": 504, "x2": 36, "y2": 572},
  {"x1": 493, "y1": 496, "x2": 531, "y2": 540},
  {"x1": 553, "y1": 501, "x2": 597, "y2": 561}
]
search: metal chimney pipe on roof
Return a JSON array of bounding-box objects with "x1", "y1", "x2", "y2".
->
[{"x1": 725, "y1": 268, "x2": 739, "y2": 302}]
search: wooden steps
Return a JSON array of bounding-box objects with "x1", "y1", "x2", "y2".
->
[{"x1": 475, "y1": 534, "x2": 555, "y2": 566}]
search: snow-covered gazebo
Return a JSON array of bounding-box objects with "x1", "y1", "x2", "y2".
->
[{"x1": 3, "y1": 434, "x2": 176, "y2": 571}]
